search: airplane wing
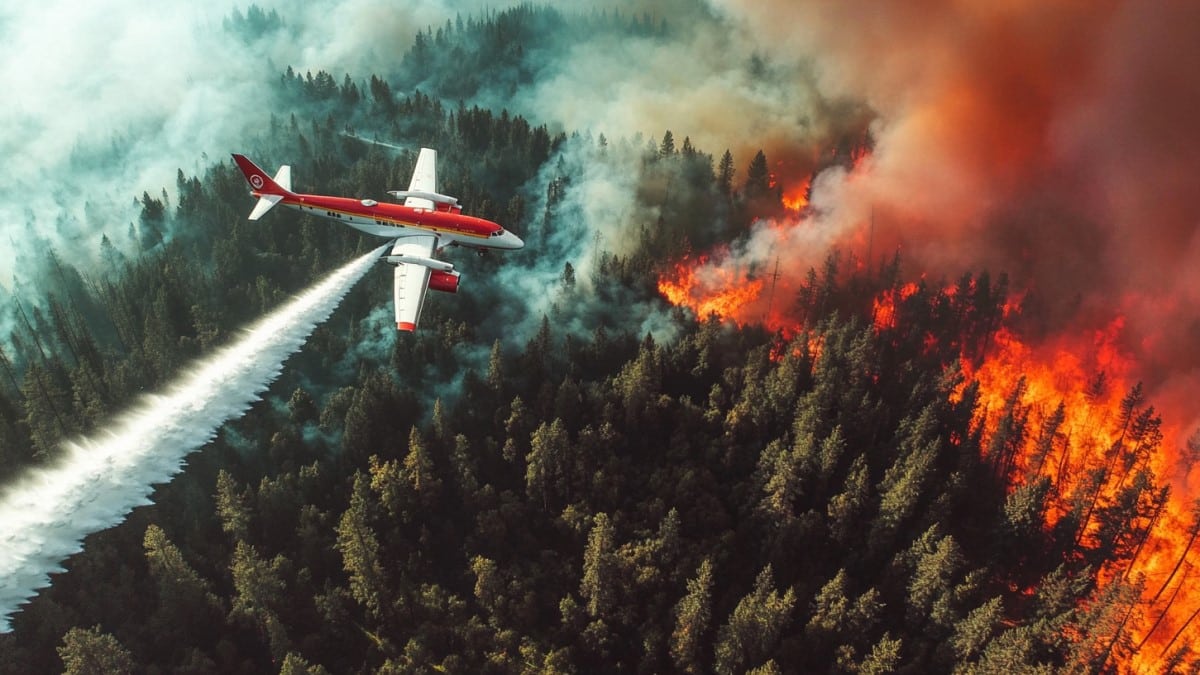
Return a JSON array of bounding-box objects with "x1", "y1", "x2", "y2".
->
[
  {"x1": 403, "y1": 148, "x2": 437, "y2": 210},
  {"x1": 390, "y1": 234, "x2": 437, "y2": 331}
]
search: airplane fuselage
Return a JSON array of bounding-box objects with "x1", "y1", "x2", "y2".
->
[
  {"x1": 232, "y1": 149, "x2": 522, "y2": 331},
  {"x1": 262, "y1": 191, "x2": 524, "y2": 250}
]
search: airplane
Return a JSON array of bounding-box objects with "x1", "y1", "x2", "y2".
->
[{"x1": 232, "y1": 149, "x2": 524, "y2": 331}]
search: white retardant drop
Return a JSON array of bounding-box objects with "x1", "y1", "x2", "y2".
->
[{"x1": 0, "y1": 245, "x2": 386, "y2": 630}]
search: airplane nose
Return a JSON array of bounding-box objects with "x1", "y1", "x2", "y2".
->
[{"x1": 507, "y1": 232, "x2": 525, "y2": 249}]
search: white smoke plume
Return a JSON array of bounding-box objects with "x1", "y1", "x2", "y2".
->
[
  {"x1": 0, "y1": 245, "x2": 384, "y2": 631},
  {"x1": 506, "y1": 0, "x2": 1200, "y2": 434},
  {"x1": 505, "y1": 2, "x2": 866, "y2": 187},
  {"x1": 0, "y1": 0, "x2": 502, "y2": 288}
]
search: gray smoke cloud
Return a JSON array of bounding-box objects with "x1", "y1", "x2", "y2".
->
[
  {"x1": 509, "y1": 134, "x2": 686, "y2": 342},
  {"x1": 21, "y1": 0, "x2": 1194, "y2": 426},
  {"x1": 0, "y1": 0, "x2": 502, "y2": 287},
  {"x1": 0, "y1": 0, "x2": 858, "y2": 339},
  {"x1": 692, "y1": 1, "x2": 1200, "y2": 436},
  {"x1": 491, "y1": 0, "x2": 1196, "y2": 439},
  {"x1": 503, "y1": 2, "x2": 868, "y2": 188}
]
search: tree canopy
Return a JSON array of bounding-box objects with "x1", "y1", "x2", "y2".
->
[{"x1": 0, "y1": 5, "x2": 1181, "y2": 674}]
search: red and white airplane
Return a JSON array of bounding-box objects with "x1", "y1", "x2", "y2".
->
[{"x1": 232, "y1": 149, "x2": 524, "y2": 331}]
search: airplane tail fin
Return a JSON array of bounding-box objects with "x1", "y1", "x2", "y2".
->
[{"x1": 231, "y1": 154, "x2": 293, "y2": 220}]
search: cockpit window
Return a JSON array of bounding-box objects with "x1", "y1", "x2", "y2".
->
[{"x1": 491, "y1": 228, "x2": 506, "y2": 237}]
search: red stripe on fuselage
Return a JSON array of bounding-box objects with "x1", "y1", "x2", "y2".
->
[{"x1": 287, "y1": 193, "x2": 497, "y2": 238}]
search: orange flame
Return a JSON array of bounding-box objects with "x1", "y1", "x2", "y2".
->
[
  {"x1": 782, "y1": 176, "x2": 812, "y2": 212},
  {"x1": 872, "y1": 281, "x2": 918, "y2": 330},
  {"x1": 962, "y1": 319, "x2": 1197, "y2": 669},
  {"x1": 657, "y1": 256, "x2": 765, "y2": 326},
  {"x1": 658, "y1": 260, "x2": 1200, "y2": 668},
  {"x1": 656, "y1": 243, "x2": 812, "y2": 339}
]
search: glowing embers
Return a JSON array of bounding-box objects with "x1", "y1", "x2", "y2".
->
[
  {"x1": 782, "y1": 176, "x2": 813, "y2": 212},
  {"x1": 657, "y1": 261, "x2": 1200, "y2": 665},
  {"x1": 959, "y1": 319, "x2": 1200, "y2": 667},
  {"x1": 657, "y1": 254, "x2": 766, "y2": 328},
  {"x1": 963, "y1": 318, "x2": 1142, "y2": 501},
  {"x1": 872, "y1": 282, "x2": 919, "y2": 331}
]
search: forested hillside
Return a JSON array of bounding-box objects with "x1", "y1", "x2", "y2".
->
[{"x1": 0, "y1": 5, "x2": 1176, "y2": 673}]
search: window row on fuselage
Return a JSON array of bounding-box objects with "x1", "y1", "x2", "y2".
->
[{"x1": 290, "y1": 201, "x2": 486, "y2": 240}]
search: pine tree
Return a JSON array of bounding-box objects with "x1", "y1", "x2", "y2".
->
[
  {"x1": 402, "y1": 426, "x2": 442, "y2": 506},
  {"x1": 215, "y1": 469, "x2": 251, "y2": 542},
  {"x1": 717, "y1": 150, "x2": 735, "y2": 196},
  {"x1": 229, "y1": 541, "x2": 290, "y2": 660},
  {"x1": 526, "y1": 418, "x2": 570, "y2": 511},
  {"x1": 951, "y1": 596, "x2": 1004, "y2": 663},
  {"x1": 827, "y1": 455, "x2": 870, "y2": 545},
  {"x1": 287, "y1": 387, "x2": 318, "y2": 426},
  {"x1": 280, "y1": 652, "x2": 332, "y2": 675},
  {"x1": 904, "y1": 526, "x2": 972, "y2": 632},
  {"x1": 337, "y1": 472, "x2": 390, "y2": 623},
  {"x1": 660, "y1": 130, "x2": 676, "y2": 157},
  {"x1": 868, "y1": 409, "x2": 940, "y2": 554},
  {"x1": 745, "y1": 150, "x2": 771, "y2": 199},
  {"x1": 487, "y1": 339, "x2": 504, "y2": 392},
  {"x1": 143, "y1": 524, "x2": 222, "y2": 648},
  {"x1": 57, "y1": 626, "x2": 135, "y2": 675},
  {"x1": 502, "y1": 395, "x2": 534, "y2": 463},
  {"x1": 671, "y1": 558, "x2": 714, "y2": 673},
  {"x1": 714, "y1": 565, "x2": 796, "y2": 673},
  {"x1": 581, "y1": 512, "x2": 618, "y2": 619},
  {"x1": 805, "y1": 568, "x2": 883, "y2": 648},
  {"x1": 858, "y1": 634, "x2": 902, "y2": 674}
]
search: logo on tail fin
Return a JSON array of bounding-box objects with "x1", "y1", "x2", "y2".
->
[{"x1": 250, "y1": 175, "x2": 264, "y2": 189}]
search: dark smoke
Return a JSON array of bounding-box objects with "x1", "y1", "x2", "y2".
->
[
  {"x1": 8, "y1": 0, "x2": 1196, "y2": 429},
  {"x1": 685, "y1": 1, "x2": 1200, "y2": 432}
]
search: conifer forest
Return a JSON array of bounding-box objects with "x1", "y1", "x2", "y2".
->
[{"x1": 2, "y1": 4, "x2": 1199, "y2": 674}]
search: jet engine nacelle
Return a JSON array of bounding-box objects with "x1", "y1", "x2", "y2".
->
[
  {"x1": 387, "y1": 190, "x2": 459, "y2": 207},
  {"x1": 428, "y1": 269, "x2": 461, "y2": 294}
]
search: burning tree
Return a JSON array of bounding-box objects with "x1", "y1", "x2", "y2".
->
[{"x1": 656, "y1": 246, "x2": 1200, "y2": 671}]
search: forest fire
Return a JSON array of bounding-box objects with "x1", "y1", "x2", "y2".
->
[
  {"x1": 657, "y1": 254, "x2": 824, "y2": 340},
  {"x1": 871, "y1": 281, "x2": 917, "y2": 331},
  {"x1": 645, "y1": 0, "x2": 1200, "y2": 669},
  {"x1": 961, "y1": 319, "x2": 1198, "y2": 669},
  {"x1": 782, "y1": 176, "x2": 812, "y2": 212},
  {"x1": 657, "y1": 257, "x2": 1200, "y2": 668},
  {"x1": 657, "y1": 256, "x2": 765, "y2": 328}
]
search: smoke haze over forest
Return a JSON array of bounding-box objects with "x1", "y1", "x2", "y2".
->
[
  {"x1": 723, "y1": 1, "x2": 1200, "y2": 397},
  {"x1": 3, "y1": 2, "x2": 1200, "y2": 672},
  {"x1": 1, "y1": 0, "x2": 856, "y2": 278},
  {"x1": 3, "y1": 0, "x2": 1198, "y2": 477},
  {"x1": 0, "y1": 0, "x2": 499, "y2": 284}
]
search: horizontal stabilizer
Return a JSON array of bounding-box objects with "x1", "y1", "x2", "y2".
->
[{"x1": 248, "y1": 194, "x2": 283, "y2": 221}]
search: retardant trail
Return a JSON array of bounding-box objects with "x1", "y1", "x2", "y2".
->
[{"x1": 0, "y1": 245, "x2": 386, "y2": 631}]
